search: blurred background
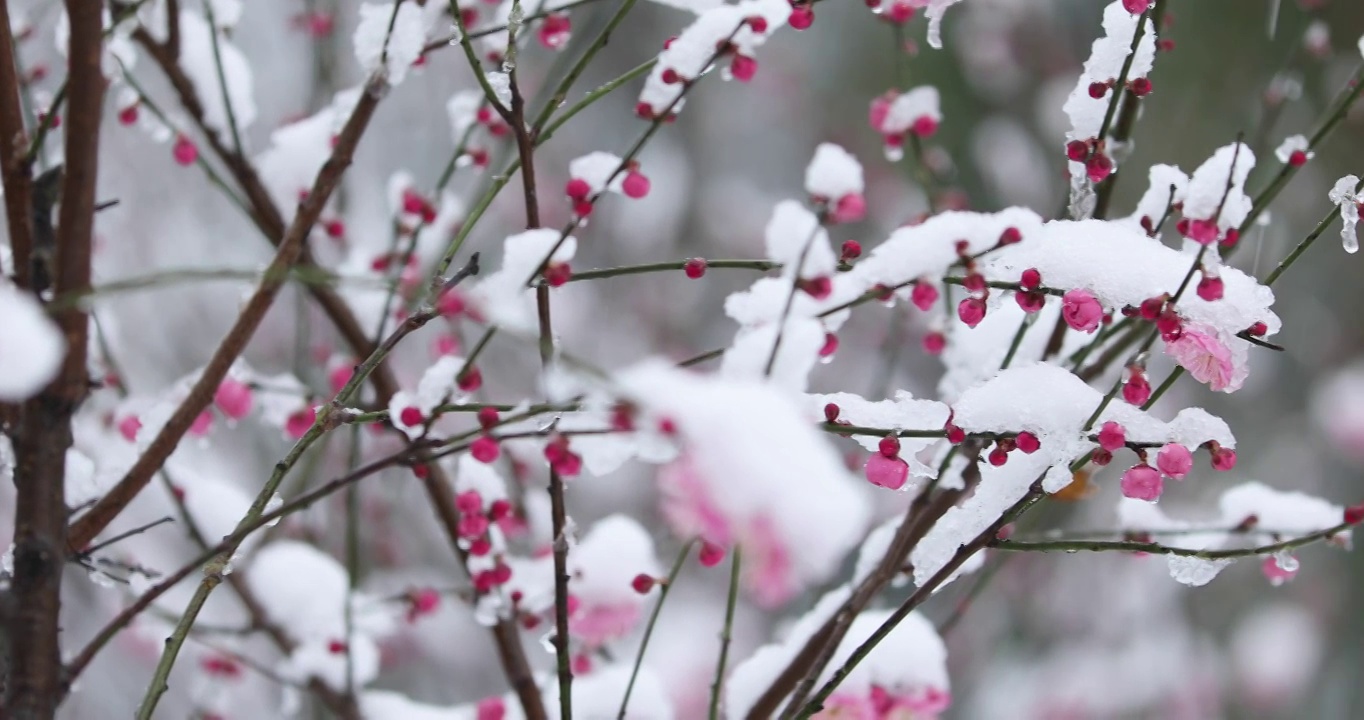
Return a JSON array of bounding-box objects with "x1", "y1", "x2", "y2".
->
[{"x1": 5, "y1": 0, "x2": 1364, "y2": 717}]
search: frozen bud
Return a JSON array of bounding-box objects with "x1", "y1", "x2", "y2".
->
[
  {"x1": 1062, "y1": 289, "x2": 1103, "y2": 333},
  {"x1": 565, "y1": 177, "x2": 591, "y2": 200},
  {"x1": 1066, "y1": 140, "x2": 1090, "y2": 162},
  {"x1": 622, "y1": 170, "x2": 651, "y2": 199},
  {"x1": 214, "y1": 379, "x2": 254, "y2": 420},
  {"x1": 698, "y1": 541, "x2": 726, "y2": 566},
  {"x1": 1015, "y1": 291, "x2": 1045, "y2": 313},
  {"x1": 864, "y1": 453, "x2": 909, "y2": 490},
  {"x1": 1015, "y1": 431, "x2": 1040, "y2": 454},
  {"x1": 631, "y1": 573, "x2": 656, "y2": 594},
  {"x1": 1210, "y1": 444, "x2": 1237, "y2": 471},
  {"x1": 285, "y1": 408, "x2": 316, "y2": 439},
  {"x1": 399, "y1": 406, "x2": 425, "y2": 428},
  {"x1": 455, "y1": 490, "x2": 483, "y2": 515},
  {"x1": 172, "y1": 135, "x2": 198, "y2": 166},
  {"x1": 1019, "y1": 268, "x2": 1042, "y2": 290},
  {"x1": 839, "y1": 240, "x2": 862, "y2": 262},
  {"x1": 471, "y1": 436, "x2": 502, "y2": 466},
  {"x1": 477, "y1": 407, "x2": 500, "y2": 429},
  {"x1": 1123, "y1": 369, "x2": 1152, "y2": 406},
  {"x1": 1086, "y1": 153, "x2": 1114, "y2": 183},
  {"x1": 878, "y1": 434, "x2": 901, "y2": 457},
  {"x1": 543, "y1": 262, "x2": 572, "y2": 287},
  {"x1": 819, "y1": 333, "x2": 839, "y2": 357},
  {"x1": 921, "y1": 331, "x2": 945, "y2": 355},
  {"x1": 1139, "y1": 295, "x2": 1166, "y2": 320},
  {"x1": 957, "y1": 297, "x2": 987, "y2": 328},
  {"x1": 911, "y1": 281, "x2": 939, "y2": 311},
  {"x1": 1261, "y1": 554, "x2": 1298, "y2": 586},
  {"x1": 731, "y1": 54, "x2": 758, "y2": 82},
  {"x1": 823, "y1": 403, "x2": 840, "y2": 423},
  {"x1": 1196, "y1": 274, "x2": 1224, "y2": 302},
  {"x1": 1156, "y1": 442, "x2": 1193, "y2": 479},
  {"x1": 1120, "y1": 463, "x2": 1163, "y2": 502},
  {"x1": 684, "y1": 258, "x2": 707, "y2": 278},
  {"x1": 830, "y1": 193, "x2": 866, "y2": 224},
  {"x1": 458, "y1": 366, "x2": 483, "y2": 392},
  {"x1": 1097, "y1": 421, "x2": 1127, "y2": 451},
  {"x1": 800, "y1": 276, "x2": 833, "y2": 300}
]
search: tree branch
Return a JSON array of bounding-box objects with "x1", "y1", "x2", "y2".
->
[{"x1": 67, "y1": 75, "x2": 388, "y2": 552}]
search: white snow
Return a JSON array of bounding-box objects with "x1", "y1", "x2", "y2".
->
[
  {"x1": 804, "y1": 143, "x2": 864, "y2": 201},
  {"x1": 0, "y1": 282, "x2": 65, "y2": 401}
]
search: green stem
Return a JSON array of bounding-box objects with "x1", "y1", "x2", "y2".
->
[
  {"x1": 1262, "y1": 175, "x2": 1362, "y2": 286},
  {"x1": 1234, "y1": 62, "x2": 1364, "y2": 240},
  {"x1": 992, "y1": 521, "x2": 1351, "y2": 559},
  {"x1": 529, "y1": 0, "x2": 640, "y2": 137},
  {"x1": 999, "y1": 315, "x2": 1033, "y2": 370},
  {"x1": 708, "y1": 545, "x2": 743, "y2": 720},
  {"x1": 204, "y1": 0, "x2": 244, "y2": 156},
  {"x1": 617, "y1": 539, "x2": 697, "y2": 719},
  {"x1": 564, "y1": 259, "x2": 776, "y2": 283}
]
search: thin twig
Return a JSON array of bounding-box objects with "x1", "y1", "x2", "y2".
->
[
  {"x1": 617, "y1": 539, "x2": 696, "y2": 719},
  {"x1": 708, "y1": 545, "x2": 743, "y2": 720}
]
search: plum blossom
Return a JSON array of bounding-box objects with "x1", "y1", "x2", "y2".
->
[
  {"x1": 869, "y1": 86, "x2": 941, "y2": 153},
  {"x1": 1163, "y1": 322, "x2": 1249, "y2": 393},
  {"x1": 1061, "y1": 289, "x2": 1103, "y2": 332}
]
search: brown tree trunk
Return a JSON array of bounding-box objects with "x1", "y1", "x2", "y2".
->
[{"x1": 3, "y1": 1, "x2": 104, "y2": 717}]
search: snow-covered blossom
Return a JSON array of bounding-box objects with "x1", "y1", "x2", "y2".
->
[
  {"x1": 467, "y1": 229, "x2": 578, "y2": 332},
  {"x1": 985, "y1": 218, "x2": 1278, "y2": 343},
  {"x1": 1062, "y1": 1, "x2": 1158, "y2": 208},
  {"x1": 616, "y1": 361, "x2": 870, "y2": 607},
  {"x1": 1163, "y1": 322, "x2": 1249, "y2": 393},
  {"x1": 809, "y1": 392, "x2": 950, "y2": 478},
  {"x1": 1118, "y1": 481, "x2": 1351, "y2": 586},
  {"x1": 869, "y1": 86, "x2": 941, "y2": 153},
  {"x1": 0, "y1": 282, "x2": 65, "y2": 401},
  {"x1": 354, "y1": 1, "x2": 432, "y2": 85},
  {"x1": 1180, "y1": 142, "x2": 1255, "y2": 241},
  {"x1": 567, "y1": 151, "x2": 629, "y2": 197},
  {"x1": 255, "y1": 87, "x2": 363, "y2": 211},
  {"x1": 636, "y1": 0, "x2": 789, "y2": 119},
  {"x1": 912, "y1": 362, "x2": 1236, "y2": 585},
  {"x1": 804, "y1": 143, "x2": 865, "y2": 223},
  {"x1": 567, "y1": 515, "x2": 662, "y2": 646},
  {"x1": 727, "y1": 592, "x2": 949, "y2": 717},
  {"x1": 446, "y1": 90, "x2": 483, "y2": 141},
  {"x1": 1124, "y1": 164, "x2": 1188, "y2": 234},
  {"x1": 1274, "y1": 134, "x2": 1313, "y2": 166},
  {"x1": 1328, "y1": 175, "x2": 1361, "y2": 254}
]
